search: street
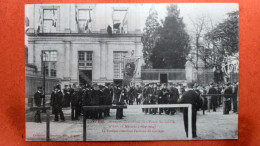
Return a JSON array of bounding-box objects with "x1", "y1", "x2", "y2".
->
[{"x1": 26, "y1": 106, "x2": 238, "y2": 141}]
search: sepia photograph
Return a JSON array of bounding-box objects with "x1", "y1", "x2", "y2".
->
[{"x1": 25, "y1": 3, "x2": 239, "y2": 141}]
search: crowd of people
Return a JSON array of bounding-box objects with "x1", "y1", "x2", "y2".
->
[{"x1": 33, "y1": 81, "x2": 238, "y2": 138}]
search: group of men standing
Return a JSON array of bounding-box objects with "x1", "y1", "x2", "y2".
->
[
  {"x1": 56, "y1": 83, "x2": 115, "y2": 121},
  {"x1": 33, "y1": 81, "x2": 238, "y2": 138},
  {"x1": 142, "y1": 83, "x2": 180, "y2": 115}
]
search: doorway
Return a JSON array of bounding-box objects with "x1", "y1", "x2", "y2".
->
[
  {"x1": 160, "y1": 73, "x2": 168, "y2": 84},
  {"x1": 79, "y1": 70, "x2": 92, "y2": 85}
]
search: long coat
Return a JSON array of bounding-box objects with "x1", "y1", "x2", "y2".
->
[
  {"x1": 208, "y1": 87, "x2": 218, "y2": 104},
  {"x1": 168, "y1": 87, "x2": 179, "y2": 104},
  {"x1": 63, "y1": 88, "x2": 71, "y2": 107},
  {"x1": 51, "y1": 90, "x2": 63, "y2": 108},
  {"x1": 103, "y1": 87, "x2": 112, "y2": 105},
  {"x1": 34, "y1": 91, "x2": 44, "y2": 107}
]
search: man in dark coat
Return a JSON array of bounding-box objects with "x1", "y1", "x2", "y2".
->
[
  {"x1": 232, "y1": 83, "x2": 238, "y2": 113},
  {"x1": 199, "y1": 86, "x2": 207, "y2": 115},
  {"x1": 82, "y1": 85, "x2": 91, "y2": 118},
  {"x1": 62, "y1": 85, "x2": 71, "y2": 107},
  {"x1": 161, "y1": 83, "x2": 169, "y2": 114},
  {"x1": 223, "y1": 83, "x2": 232, "y2": 114},
  {"x1": 71, "y1": 84, "x2": 80, "y2": 120},
  {"x1": 207, "y1": 83, "x2": 218, "y2": 112},
  {"x1": 154, "y1": 84, "x2": 163, "y2": 114},
  {"x1": 167, "y1": 84, "x2": 179, "y2": 115},
  {"x1": 104, "y1": 83, "x2": 112, "y2": 117},
  {"x1": 216, "y1": 86, "x2": 222, "y2": 107},
  {"x1": 142, "y1": 84, "x2": 148, "y2": 113},
  {"x1": 148, "y1": 83, "x2": 157, "y2": 114},
  {"x1": 98, "y1": 85, "x2": 105, "y2": 119},
  {"x1": 144, "y1": 83, "x2": 154, "y2": 114},
  {"x1": 107, "y1": 25, "x2": 112, "y2": 37},
  {"x1": 179, "y1": 82, "x2": 201, "y2": 138},
  {"x1": 128, "y1": 85, "x2": 136, "y2": 105},
  {"x1": 114, "y1": 85, "x2": 126, "y2": 119},
  {"x1": 89, "y1": 84, "x2": 100, "y2": 119},
  {"x1": 51, "y1": 85, "x2": 65, "y2": 121},
  {"x1": 34, "y1": 87, "x2": 44, "y2": 123},
  {"x1": 135, "y1": 85, "x2": 142, "y2": 105}
]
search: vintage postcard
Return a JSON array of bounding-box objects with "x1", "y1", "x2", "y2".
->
[{"x1": 25, "y1": 3, "x2": 239, "y2": 141}]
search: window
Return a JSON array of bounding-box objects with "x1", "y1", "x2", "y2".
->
[
  {"x1": 42, "y1": 51, "x2": 57, "y2": 77},
  {"x1": 78, "y1": 51, "x2": 93, "y2": 69},
  {"x1": 43, "y1": 9, "x2": 58, "y2": 33},
  {"x1": 113, "y1": 9, "x2": 128, "y2": 34},
  {"x1": 77, "y1": 9, "x2": 92, "y2": 32},
  {"x1": 113, "y1": 51, "x2": 128, "y2": 79}
]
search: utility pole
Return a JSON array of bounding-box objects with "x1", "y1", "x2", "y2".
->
[{"x1": 41, "y1": 51, "x2": 46, "y2": 112}]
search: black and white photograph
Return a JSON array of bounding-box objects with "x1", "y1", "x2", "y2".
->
[{"x1": 25, "y1": 3, "x2": 239, "y2": 141}]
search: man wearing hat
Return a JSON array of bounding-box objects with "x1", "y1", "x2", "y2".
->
[
  {"x1": 144, "y1": 83, "x2": 154, "y2": 114},
  {"x1": 223, "y1": 83, "x2": 232, "y2": 114},
  {"x1": 179, "y1": 82, "x2": 201, "y2": 138},
  {"x1": 62, "y1": 85, "x2": 71, "y2": 107},
  {"x1": 142, "y1": 84, "x2": 148, "y2": 112},
  {"x1": 104, "y1": 83, "x2": 112, "y2": 117},
  {"x1": 113, "y1": 84, "x2": 126, "y2": 119},
  {"x1": 207, "y1": 83, "x2": 218, "y2": 112},
  {"x1": 231, "y1": 82, "x2": 238, "y2": 113},
  {"x1": 167, "y1": 83, "x2": 179, "y2": 115},
  {"x1": 70, "y1": 84, "x2": 81, "y2": 120},
  {"x1": 154, "y1": 84, "x2": 163, "y2": 114},
  {"x1": 161, "y1": 83, "x2": 169, "y2": 114},
  {"x1": 128, "y1": 85, "x2": 137, "y2": 105},
  {"x1": 51, "y1": 85, "x2": 65, "y2": 121},
  {"x1": 34, "y1": 87, "x2": 44, "y2": 123},
  {"x1": 89, "y1": 83, "x2": 101, "y2": 119},
  {"x1": 135, "y1": 85, "x2": 142, "y2": 105}
]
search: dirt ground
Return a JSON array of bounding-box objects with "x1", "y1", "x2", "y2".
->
[{"x1": 26, "y1": 105, "x2": 238, "y2": 141}]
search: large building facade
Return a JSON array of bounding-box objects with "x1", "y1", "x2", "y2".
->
[{"x1": 26, "y1": 4, "x2": 144, "y2": 86}]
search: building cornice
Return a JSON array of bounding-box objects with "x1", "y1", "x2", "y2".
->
[{"x1": 26, "y1": 32, "x2": 142, "y2": 38}]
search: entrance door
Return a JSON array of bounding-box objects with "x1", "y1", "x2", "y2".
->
[
  {"x1": 79, "y1": 70, "x2": 92, "y2": 85},
  {"x1": 160, "y1": 73, "x2": 168, "y2": 84}
]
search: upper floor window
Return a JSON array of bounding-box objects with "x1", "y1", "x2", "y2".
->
[
  {"x1": 76, "y1": 9, "x2": 93, "y2": 33},
  {"x1": 43, "y1": 9, "x2": 58, "y2": 33},
  {"x1": 113, "y1": 9, "x2": 128, "y2": 34},
  {"x1": 113, "y1": 51, "x2": 128, "y2": 79}
]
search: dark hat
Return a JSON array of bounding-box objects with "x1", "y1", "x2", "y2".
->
[
  {"x1": 55, "y1": 85, "x2": 61, "y2": 90},
  {"x1": 37, "y1": 86, "x2": 42, "y2": 90},
  {"x1": 187, "y1": 82, "x2": 194, "y2": 88},
  {"x1": 99, "y1": 85, "x2": 104, "y2": 89},
  {"x1": 105, "y1": 83, "x2": 111, "y2": 86}
]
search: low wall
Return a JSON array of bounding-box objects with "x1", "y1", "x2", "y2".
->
[{"x1": 141, "y1": 69, "x2": 186, "y2": 83}]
